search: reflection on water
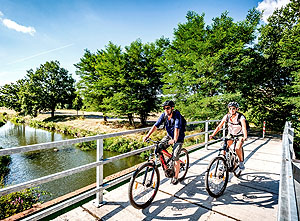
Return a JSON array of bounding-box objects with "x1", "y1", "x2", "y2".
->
[{"x1": 0, "y1": 121, "x2": 144, "y2": 201}]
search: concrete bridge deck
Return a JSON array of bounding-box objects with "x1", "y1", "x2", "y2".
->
[{"x1": 53, "y1": 136, "x2": 281, "y2": 221}]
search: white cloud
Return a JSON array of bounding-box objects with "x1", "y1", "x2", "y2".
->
[
  {"x1": 2, "y1": 18, "x2": 36, "y2": 36},
  {"x1": 257, "y1": 0, "x2": 290, "y2": 23},
  {"x1": 0, "y1": 11, "x2": 36, "y2": 35}
]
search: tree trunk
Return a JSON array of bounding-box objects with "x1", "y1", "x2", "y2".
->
[
  {"x1": 140, "y1": 113, "x2": 147, "y2": 126},
  {"x1": 51, "y1": 109, "x2": 55, "y2": 118},
  {"x1": 128, "y1": 113, "x2": 134, "y2": 126}
]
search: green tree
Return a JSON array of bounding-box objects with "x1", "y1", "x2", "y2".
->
[
  {"x1": 106, "y1": 38, "x2": 169, "y2": 125},
  {"x1": 253, "y1": 0, "x2": 300, "y2": 130},
  {"x1": 0, "y1": 80, "x2": 25, "y2": 113},
  {"x1": 73, "y1": 94, "x2": 83, "y2": 116},
  {"x1": 76, "y1": 38, "x2": 169, "y2": 125},
  {"x1": 25, "y1": 61, "x2": 76, "y2": 117},
  {"x1": 75, "y1": 44, "x2": 126, "y2": 122},
  {"x1": 158, "y1": 10, "x2": 260, "y2": 120}
]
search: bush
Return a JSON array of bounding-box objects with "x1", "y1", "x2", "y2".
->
[
  {"x1": 0, "y1": 147, "x2": 49, "y2": 219},
  {"x1": 0, "y1": 188, "x2": 48, "y2": 219}
]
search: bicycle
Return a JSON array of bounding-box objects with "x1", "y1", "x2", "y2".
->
[
  {"x1": 205, "y1": 136, "x2": 244, "y2": 198},
  {"x1": 128, "y1": 138, "x2": 189, "y2": 209}
]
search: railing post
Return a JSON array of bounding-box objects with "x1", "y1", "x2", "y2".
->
[
  {"x1": 96, "y1": 138, "x2": 104, "y2": 207},
  {"x1": 263, "y1": 121, "x2": 266, "y2": 138},
  {"x1": 205, "y1": 120, "x2": 209, "y2": 149}
]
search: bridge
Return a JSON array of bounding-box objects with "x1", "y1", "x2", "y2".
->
[{"x1": 0, "y1": 121, "x2": 298, "y2": 220}]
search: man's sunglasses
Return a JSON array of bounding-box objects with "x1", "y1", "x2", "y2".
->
[
  {"x1": 229, "y1": 107, "x2": 237, "y2": 110},
  {"x1": 163, "y1": 106, "x2": 171, "y2": 110}
]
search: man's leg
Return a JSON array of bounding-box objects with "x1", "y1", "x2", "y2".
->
[
  {"x1": 157, "y1": 136, "x2": 171, "y2": 155},
  {"x1": 172, "y1": 142, "x2": 183, "y2": 184}
]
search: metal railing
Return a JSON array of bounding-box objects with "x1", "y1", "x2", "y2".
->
[
  {"x1": 0, "y1": 119, "x2": 223, "y2": 220},
  {"x1": 278, "y1": 121, "x2": 298, "y2": 221}
]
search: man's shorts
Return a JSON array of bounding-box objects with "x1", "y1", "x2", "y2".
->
[{"x1": 160, "y1": 136, "x2": 183, "y2": 161}]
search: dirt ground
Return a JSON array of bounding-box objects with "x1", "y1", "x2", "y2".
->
[{"x1": 0, "y1": 107, "x2": 160, "y2": 134}]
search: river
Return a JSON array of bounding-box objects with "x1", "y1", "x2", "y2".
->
[{"x1": 0, "y1": 121, "x2": 144, "y2": 201}]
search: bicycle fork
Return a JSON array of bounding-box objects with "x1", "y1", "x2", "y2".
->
[{"x1": 142, "y1": 158, "x2": 159, "y2": 188}]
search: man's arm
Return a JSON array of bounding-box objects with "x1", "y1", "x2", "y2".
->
[
  {"x1": 169, "y1": 128, "x2": 180, "y2": 144},
  {"x1": 143, "y1": 113, "x2": 164, "y2": 142},
  {"x1": 143, "y1": 125, "x2": 157, "y2": 142}
]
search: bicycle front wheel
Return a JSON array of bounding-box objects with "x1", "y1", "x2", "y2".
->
[
  {"x1": 177, "y1": 148, "x2": 189, "y2": 181},
  {"x1": 205, "y1": 156, "x2": 229, "y2": 198},
  {"x1": 128, "y1": 162, "x2": 160, "y2": 209}
]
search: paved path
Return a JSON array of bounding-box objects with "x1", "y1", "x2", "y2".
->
[{"x1": 54, "y1": 136, "x2": 281, "y2": 221}]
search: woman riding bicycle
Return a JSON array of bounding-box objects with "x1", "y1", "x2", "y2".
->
[
  {"x1": 209, "y1": 101, "x2": 247, "y2": 171},
  {"x1": 143, "y1": 100, "x2": 185, "y2": 185}
]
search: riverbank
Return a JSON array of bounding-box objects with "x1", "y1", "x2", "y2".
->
[
  {"x1": 0, "y1": 108, "x2": 202, "y2": 153},
  {"x1": 0, "y1": 108, "x2": 159, "y2": 134}
]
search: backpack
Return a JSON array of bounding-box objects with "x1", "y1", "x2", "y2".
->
[
  {"x1": 226, "y1": 112, "x2": 250, "y2": 133},
  {"x1": 163, "y1": 110, "x2": 187, "y2": 132}
]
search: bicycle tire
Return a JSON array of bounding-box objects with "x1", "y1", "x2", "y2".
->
[
  {"x1": 205, "y1": 156, "x2": 229, "y2": 198},
  {"x1": 177, "y1": 148, "x2": 189, "y2": 182},
  {"x1": 128, "y1": 162, "x2": 160, "y2": 209}
]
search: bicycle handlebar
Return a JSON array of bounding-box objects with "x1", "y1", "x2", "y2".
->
[{"x1": 145, "y1": 138, "x2": 160, "y2": 144}]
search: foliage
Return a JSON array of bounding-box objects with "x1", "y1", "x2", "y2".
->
[
  {"x1": 0, "y1": 61, "x2": 76, "y2": 117},
  {"x1": 157, "y1": 10, "x2": 260, "y2": 120},
  {"x1": 0, "y1": 146, "x2": 48, "y2": 219},
  {"x1": 24, "y1": 61, "x2": 76, "y2": 117},
  {"x1": 75, "y1": 38, "x2": 169, "y2": 125},
  {"x1": 0, "y1": 187, "x2": 48, "y2": 219},
  {"x1": 254, "y1": 0, "x2": 300, "y2": 130},
  {"x1": 73, "y1": 94, "x2": 83, "y2": 116},
  {"x1": 0, "y1": 80, "x2": 26, "y2": 113}
]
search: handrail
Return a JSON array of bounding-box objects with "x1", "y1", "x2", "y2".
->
[
  {"x1": 0, "y1": 119, "x2": 222, "y2": 220},
  {"x1": 278, "y1": 121, "x2": 298, "y2": 221}
]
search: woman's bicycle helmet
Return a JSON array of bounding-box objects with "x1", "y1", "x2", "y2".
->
[{"x1": 227, "y1": 101, "x2": 239, "y2": 108}]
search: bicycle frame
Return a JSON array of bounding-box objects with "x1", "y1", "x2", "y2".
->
[
  {"x1": 224, "y1": 137, "x2": 242, "y2": 171},
  {"x1": 129, "y1": 139, "x2": 189, "y2": 209},
  {"x1": 144, "y1": 141, "x2": 186, "y2": 184}
]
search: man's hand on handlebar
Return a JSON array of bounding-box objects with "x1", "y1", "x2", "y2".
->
[{"x1": 168, "y1": 139, "x2": 175, "y2": 145}]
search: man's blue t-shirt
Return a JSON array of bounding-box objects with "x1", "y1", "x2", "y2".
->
[{"x1": 154, "y1": 110, "x2": 185, "y2": 142}]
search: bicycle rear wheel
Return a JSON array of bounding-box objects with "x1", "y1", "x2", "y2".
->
[
  {"x1": 128, "y1": 162, "x2": 160, "y2": 209},
  {"x1": 177, "y1": 148, "x2": 189, "y2": 181},
  {"x1": 205, "y1": 156, "x2": 229, "y2": 198}
]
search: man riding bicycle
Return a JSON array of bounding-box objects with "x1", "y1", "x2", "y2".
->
[
  {"x1": 209, "y1": 101, "x2": 247, "y2": 170},
  {"x1": 143, "y1": 100, "x2": 185, "y2": 185}
]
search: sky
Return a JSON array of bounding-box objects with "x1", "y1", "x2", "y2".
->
[{"x1": 0, "y1": 0, "x2": 291, "y2": 86}]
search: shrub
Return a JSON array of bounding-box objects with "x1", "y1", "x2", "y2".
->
[{"x1": 0, "y1": 188, "x2": 48, "y2": 219}]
